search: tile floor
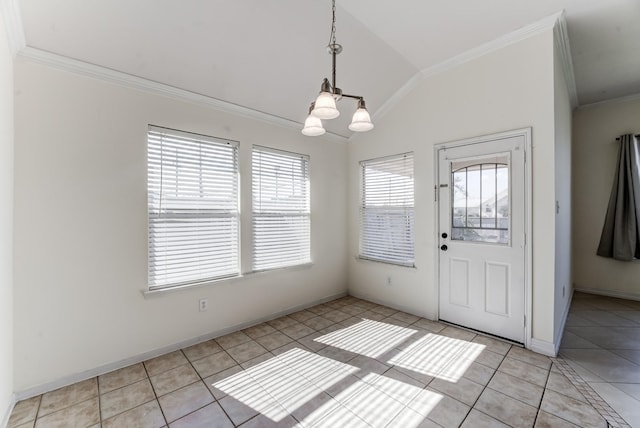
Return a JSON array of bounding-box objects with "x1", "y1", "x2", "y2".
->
[
  {"x1": 561, "y1": 291, "x2": 640, "y2": 427},
  {"x1": 8, "y1": 295, "x2": 607, "y2": 428}
]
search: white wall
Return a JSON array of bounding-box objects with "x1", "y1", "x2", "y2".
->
[
  {"x1": 13, "y1": 59, "x2": 349, "y2": 392},
  {"x1": 573, "y1": 98, "x2": 640, "y2": 297},
  {"x1": 552, "y1": 30, "x2": 573, "y2": 346},
  {"x1": 347, "y1": 30, "x2": 559, "y2": 347},
  {"x1": 0, "y1": 8, "x2": 14, "y2": 425}
]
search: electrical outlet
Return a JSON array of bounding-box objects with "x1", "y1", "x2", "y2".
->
[
  {"x1": 386, "y1": 276, "x2": 392, "y2": 287},
  {"x1": 199, "y1": 298, "x2": 208, "y2": 312}
]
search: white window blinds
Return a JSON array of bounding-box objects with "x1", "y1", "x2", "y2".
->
[
  {"x1": 360, "y1": 153, "x2": 415, "y2": 266},
  {"x1": 252, "y1": 146, "x2": 310, "y2": 271},
  {"x1": 147, "y1": 126, "x2": 239, "y2": 289}
]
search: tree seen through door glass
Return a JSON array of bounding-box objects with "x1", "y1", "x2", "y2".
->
[{"x1": 451, "y1": 154, "x2": 509, "y2": 244}]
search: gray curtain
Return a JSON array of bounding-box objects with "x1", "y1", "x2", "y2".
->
[{"x1": 597, "y1": 134, "x2": 640, "y2": 261}]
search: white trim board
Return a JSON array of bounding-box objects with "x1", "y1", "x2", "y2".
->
[
  {"x1": 371, "y1": 12, "x2": 564, "y2": 130},
  {"x1": 530, "y1": 338, "x2": 557, "y2": 357},
  {"x1": 421, "y1": 12, "x2": 562, "y2": 81},
  {"x1": 16, "y1": 47, "x2": 349, "y2": 145},
  {"x1": 0, "y1": 0, "x2": 25, "y2": 56},
  {"x1": 553, "y1": 12, "x2": 578, "y2": 109},
  {"x1": 1, "y1": 394, "x2": 16, "y2": 428},
  {"x1": 14, "y1": 291, "x2": 347, "y2": 400},
  {"x1": 348, "y1": 290, "x2": 436, "y2": 321},
  {"x1": 576, "y1": 91, "x2": 640, "y2": 111},
  {"x1": 574, "y1": 286, "x2": 640, "y2": 302},
  {"x1": 554, "y1": 288, "x2": 574, "y2": 356},
  {"x1": 371, "y1": 70, "x2": 424, "y2": 124}
]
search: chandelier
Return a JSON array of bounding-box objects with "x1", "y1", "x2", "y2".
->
[{"x1": 302, "y1": 0, "x2": 374, "y2": 136}]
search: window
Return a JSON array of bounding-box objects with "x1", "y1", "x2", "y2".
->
[
  {"x1": 451, "y1": 155, "x2": 510, "y2": 244},
  {"x1": 360, "y1": 153, "x2": 414, "y2": 266},
  {"x1": 147, "y1": 126, "x2": 239, "y2": 289},
  {"x1": 252, "y1": 146, "x2": 310, "y2": 271}
]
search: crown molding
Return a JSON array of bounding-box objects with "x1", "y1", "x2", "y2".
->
[
  {"x1": 576, "y1": 91, "x2": 640, "y2": 111},
  {"x1": 0, "y1": 0, "x2": 25, "y2": 55},
  {"x1": 15, "y1": 11, "x2": 568, "y2": 144},
  {"x1": 370, "y1": 69, "x2": 423, "y2": 124},
  {"x1": 422, "y1": 11, "x2": 562, "y2": 80},
  {"x1": 17, "y1": 47, "x2": 349, "y2": 144},
  {"x1": 553, "y1": 12, "x2": 579, "y2": 109},
  {"x1": 367, "y1": 11, "x2": 564, "y2": 133}
]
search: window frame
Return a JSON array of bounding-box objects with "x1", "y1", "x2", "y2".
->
[
  {"x1": 359, "y1": 152, "x2": 415, "y2": 267},
  {"x1": 147, "y1": 125, "x2": 240, "y2": 290},
  {"x1": 251, "y1": 145, "x2": 311, "y2": 272},
  {"x1": 450, "y1": 157, "x2": 511, "y2": 245}
]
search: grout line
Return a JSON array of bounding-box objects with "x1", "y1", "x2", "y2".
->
[
  {"x1": 162, "y1": 397, "x2": 215, "y2": 427},
  {"x1": 29, "y1": 380, "x2": 100, "y2": 424},
  {"x1": 532, "y1": 389, "x2": 546, "y2": 427},
  {"x1": 141, "y1": 358, "x2": 169, "y2": 427},
  {"x1": 16, "y1": 394, "x2": 43, "y2": 427},
  {"x1": 96, "y1": 376, "x2": 102, "y2": 425},
  {"x1": 531, "y1": 360, "x2": 554, "y2": 427},
  {"x1": 32, "y1": 394, "x2": 43, "y2": 426},
  {"x1": 463, "y1": 350, "x2": 507, "y2": 425},
  {"x1": 32, "y1": 396, "x2": 99, "y2": 426},
  {"x1": 552, "y1": 357, "x2": 631, "y2": 428},
  {"x1": 92, "y1": 370, "x2": 150, "y2": 422}
]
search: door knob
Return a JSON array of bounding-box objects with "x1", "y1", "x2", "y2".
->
[
  {"x1": 440, "y1": 244, "x2": 448, "y2": 251},
  {"x1": 441, "y1": 232, "x2": 448, "y2": 239}
]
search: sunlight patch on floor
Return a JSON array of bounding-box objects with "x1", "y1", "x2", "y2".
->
[
  {"x1": 298, "y1": 372, "x2": 442, "y2": 427},
  {"x1": 314, "y1": 319, "x2": 417, "y2": 358},
  {"x1": 213, "y1": 348, "x2": 358, "y2": 422},
  {"x1": 388, "y1": 333, "x2": 485, "y2": 382}
]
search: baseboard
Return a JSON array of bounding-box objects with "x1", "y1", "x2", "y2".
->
[
  {"x1": 530, "y1": 337, "x2": 557, "y2": 357},
  {"x1": 1, "y1": 394, "x2": 16, "y2": 428},
  {"x1": 15, "y1": 291, "x2": 347, "y2": 401},
  {"x1": 553, "y1": 288, "x2": 574, "y2": 356},
  {"x1": 574, "y1": 286, "x2": 640, "y2": 302},
  {"x1": 347, "y1": 290, "x2": 437, "y2": 320}
]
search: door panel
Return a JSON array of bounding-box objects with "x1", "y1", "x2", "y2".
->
[
  {"x1": 438, "y1": 135, "x2": 525, "y2": 343},
  {"x1": 485, "y1": 261, "x2": 509, "y2": 316},
  {"x1": 449, "y1": 258, "x2": 470, "y2": 307}
]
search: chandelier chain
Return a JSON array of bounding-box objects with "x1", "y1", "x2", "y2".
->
[{"x1": 328, "y1": 0, "x2": 337, "y2": 47}]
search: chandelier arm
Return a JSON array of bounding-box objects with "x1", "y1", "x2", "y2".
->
[{"x1": 341, "y1": 94, "x2": 363, "y2": 100}]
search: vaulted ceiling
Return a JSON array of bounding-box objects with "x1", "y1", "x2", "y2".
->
[{"x1": 13, "y1": 0, "x2": 640, "y2": 138}]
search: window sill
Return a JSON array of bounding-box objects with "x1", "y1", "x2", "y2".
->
[
  {"x1": 355, "y1": 256, "x2": 416, "y2": 269},
  {"x1": 248, "y1": 262, "x2": 313, "y2": 276},
  {"x1": 142, "y1": 262, "x2": 314, "y2": 299}
]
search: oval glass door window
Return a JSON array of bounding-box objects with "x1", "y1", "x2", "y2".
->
[{"x1": 451, "y1": 153, "x2": 510, "y2": 244}]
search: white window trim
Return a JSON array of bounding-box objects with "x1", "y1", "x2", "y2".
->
[
  {"x1": 251, "y1": 145, "x2": 311, "y2": 272},
  {"x1": 359, "y1": 152, "x2": 415, "y2": 267},
  {"x1": 147, "y1": 125, "x2": 240, "y2": 291}
]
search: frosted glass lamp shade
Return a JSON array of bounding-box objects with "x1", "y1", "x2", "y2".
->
[
  {"x1": 348, "y1": 107, "x2": 374, "y2": 132},
  {"x1": 312, "y1": 92, "x2": 340, "y2": 119},
  {"x1": 301, "y1": 114, "x2": 326, "y2": 136}
]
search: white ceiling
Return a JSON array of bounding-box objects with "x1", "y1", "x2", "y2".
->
[{"x1": 15, "y1": 0, "x2": 640, "y2": 138}]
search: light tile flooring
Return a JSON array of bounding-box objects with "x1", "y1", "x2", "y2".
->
[
  {"x1": 561, "y1": 291, "x2": 640, "y2": 427},
  {"x1": 9, "y1": 295, "x2": 607, "y2": 428}
]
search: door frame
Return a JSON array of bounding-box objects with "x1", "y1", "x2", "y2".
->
[{"x1": 433, "y1": 128, "x2": 532, "y2": 349}]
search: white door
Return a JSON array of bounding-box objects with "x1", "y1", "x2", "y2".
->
[{"x1": 438, "y1": 135, "x2": 526, "y2": 343}]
